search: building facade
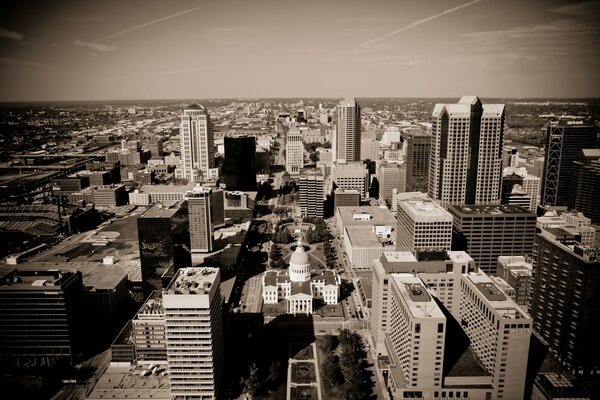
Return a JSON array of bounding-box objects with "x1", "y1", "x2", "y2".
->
[
  {"x1": 186, "y1": 187, "x2": 215, "y2": 253},
  {"x1": 163, "y1": 267, "x2": 224, "y2": 400},
  {"x1": 568, "y1": 148, "x2": 600, "y2": 223},
  {"x1": 298, "y1": 169, "x2": 324, "y2": 219},
  {"x1": 449, "y1": 204, "x2": 537, "y2": 275},
  {"x1": 286, "y1": 126, "x2": 304, "y2": 174},
  {"x1": 541, "y1": 120, "x2": 596, "y2": 207},
  {"x1": 223, "y1": 136, "x2": 257, "y2": 191},
  {"x1": 378, "y1": 162, "x2": 405, "y2": 208},
  {"x1": 405, "y1": 131, "x2": 431, "y2": 193},
  {"x1": 429, "y1": 96, "x2": 505, "y2": 208},
  {"x1": 335, "y1": 97, "x2": 361, "y2": 162},
  {"x1": 178, "y1": 104, "x2": 215, "y2": 183}
]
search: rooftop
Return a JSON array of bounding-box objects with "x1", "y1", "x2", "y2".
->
[
  {"x1": 345, "y1": 226, "x2": 384, "y2": 248},
  {"x1": 0, "y1": 269, "x2": 76, "y2": 290},
  {"x1": 140, "y1": 202, "x2": 182, "y2": 218},
  {"x1": 465, "y1": 273, "x2": 530, "y2": 318},
  {"x1": 337, "y1": 206, "x2": 395, "y2": 225},
  {"x1": 392, "y1": 274, "x2": 444, "y2": 319},
  {"x1": 137, "y1": 291, "x2": 164, "y2": 317},
  {"x1": 400, "y1": 199, "x2": 452, "y2": 221},
  {"x1": 450, "y1": 204, "x2": 534, "y2": 216},
  {"x1": 165, "y1": 267, "x2": 219, "y2": 295}
]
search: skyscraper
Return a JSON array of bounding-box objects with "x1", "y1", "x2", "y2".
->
[
  {"x1": 178, "y1": 104, "x2": 215, "y2": 183},
  {"x1": 429, "y1": 96, "x2": 505, "y2": 208},
  {"x1": 530, "y1": 228, "x2": 600, "y2": 376},
  {"x1": 285, "y1": 125, "x2": 304, "y2": 174},
  {"x1": 163, "y1": 267, "x2": 224, "y2": 399},
  {"x1": 335, "y1": 98, "x2": 361, "y2": 163},
  {"x1": 137, "y1": 202, "x2": 190, "y2": 292},
  {"x1": 568, "y1": 148, "x2": 600, "y2": 223},
  {"x1": 331, "y1": 161, "x2": 368, "y2": 199},
  {"x1": 541, "y1": 120, "x2": 596, "y2": 207},
  {"x1": 298, "y1": 168, "x2": 324, "y2": 219},
  {"x1": 405, "y1": 131, "x2": 431, "y2": 193},
  {"x1": 186, "y1": 187, "x2": 214, "y2": 254},
  {"x1": 0, "y1": 269, "x2": 84, "y2": 367},
  {"x1": 223, "y1": 136, "x2": 257, "y2": 191},
  {"x1": 377, "y1": 162, "x2": 405, "y2": 207}
]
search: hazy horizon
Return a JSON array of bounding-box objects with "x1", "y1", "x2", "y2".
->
[{"x1": 1, "y1": 0, "x2": 599, "y2": 101}]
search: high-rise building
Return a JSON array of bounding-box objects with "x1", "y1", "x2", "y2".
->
[
  {"x1": 395, "y1": 193, "x2": 453, "y2": 252},
  {"x1": 502, "y1": 166, "x2": 540, "y2": 211},
  {"x1": 335, "y1": 97, "x2": 361, "y2": 162},
  {"x1": 298, "y1": 168, "x2": 324, "y2": 219},
  {"x1": 371, "y1": 251, "x2": 531, "y2": 399},
  {"x1": 378, "y1": 162, "x2": 405, "y2": 207},
  {"x1": 331, "y1": 161, "x2": 368, "y2": 198},
  {"x1": 429, "y1": 96, "x2": 505, "y2": 208},
  {"x1": 137, "y1": 202, "x2": 191, "y2": 292},
  {"x1": 132, "y1": 291, "x2": 167, "y2": 363},
  {"x1": 449, "y1": 204, "x2": 537, "y2": 275},
  {"x1": 541, "y1": 120, "x2": 596, "y2": 207},
  {"x1": 333, "y1": 188, "x2": 361, "y2": 209},
  {"x1": 223, "y1": 136, "x2": 257, "y2": 191},
  {"x1": 530, "y1": 228, "x2": 600, "y2": 376},
  {"x1": 568, "y1": 148, "x2": 600, "y2": 223},
  {"x1": 178, "y1": 104, "x2": 215, "y2": 183},
  {"x1": 163, "y1": 267, "x2": 224, "y2": 399},
  {"x1": 405, "y1": 131, "x2": 431, "y2": 193},
  {"x1": 285, "y1": 125, "x2": 304, "y2": 174},
  {"x1": 0, "y1": 269, "x2": 84, "y2": 367},
  {"x1": 186, "y1": 187, "x2": 215, "y2": 253},
  {"x1": 497, "y1": 256, "x2": 533, "y2": 309}
]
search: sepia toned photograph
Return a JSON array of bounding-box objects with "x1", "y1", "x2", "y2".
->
[{"x1": 0, "y1": 1, "x2": 599, "y2": 399}]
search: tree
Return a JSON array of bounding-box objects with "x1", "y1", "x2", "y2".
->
[
  {"x1": 304, "y1": 227, "x2": 315, "y2": 244},
  {"x1": 243, "y1": 363, "x2": 261, "y2": 399},
  {"x1": 309, "y1": 152, "x2": 319, "y2": 162},
  {"x1": 267, "y1": 359, "x2": 284, "y2": 387}
]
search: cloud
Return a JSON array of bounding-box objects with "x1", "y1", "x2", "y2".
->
[
  {"x1": 94, "y1": 5, "x2": 205, "y2": 42},
  {"x1": 550, "y1": 0, "x2": 600, "y2": 18},
  {"x1": 0, "y1": 57, "x2": 51, "y2": 69},
  {"x1": 0, "y1": 27, "x2": 23, "y2": 41},
  {"x1": 74, "y1": 40, "x2": 116, "y2": 52},
  {"x1": 360, "y1": 0, "x2": 482, "y2": 47}
]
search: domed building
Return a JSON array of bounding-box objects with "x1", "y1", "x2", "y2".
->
[{"x1": 262, "y1": 237, "x2": 340, "y2": 315}]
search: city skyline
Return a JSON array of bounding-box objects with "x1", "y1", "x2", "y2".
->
[{"x1": 1, "y1": 0, "x2": 599, "y2": 101}]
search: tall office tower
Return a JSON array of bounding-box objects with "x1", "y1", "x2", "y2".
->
[
  {"x1": 0, "y1": 269, "x2": 84, "y2": 367},
  {"x1": 372, "y1": 251, "x2": 531, "y2": 399},
  {"x1": 405, "y1": 131, "x2": 431, "y2": 193},
  {"x1": 179, "y1": 104, "x2": 215, "y2": 183},
  {"x1": 502, "y1": 146, "x2": 519, "y2": 168},
  {"x1": 335, "y1": 97, "x2": 361, "y2": 162},
  {"x1": 223, "y1": 136, "x2": 257, "y2": 191},
  {"x1": 429, "y1": 96, "x2": 505, "y2": 208},
  {"x1": 210, "y1": 188, "x2": 225, "y2": 228},
  {"x1": 163, "y1": 267, "x2": 224, "y2": 399},
  {"x1": 298, "y1": 168, "x2": 324, "y2": 219},
  {"x1": 501, "y1": 166, "x2": 540, "y2": 211},
  {"x1": 331, "y1": 161, "x2": 368, "y2": 198},
  {"x1": 449, "y1": 204, "x2": 537, "y2": 275},
  {"x1": 395, "y1": 193, "x2": 453, "y2": 252},
  {"x1": 378, "y1": 162, "x2": 405, "y2": 207},
  {"x1": 568, "y1": 149, "x2": 600, "y2": 223},
  {"x1": 132, "y1": 291, "x2": 167, "y2": 363},
  {"x1": 137, "y1": 202, "x2": 191, "y2": 292},
  {"x1": 186, "y1": 187, "x2": 215, "y2": 253},
  {"x1": 530, "y1": 228, "x2": 600, "y2": 376},
  {"x1": 541, "y1": 120, "x2": 596, "y2": 207},
  {"x1": 285, "y1": 125, "x2": 304, "y2": 174}
]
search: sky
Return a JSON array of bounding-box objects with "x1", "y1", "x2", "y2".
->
[{"x1": 0, "y1": 0, "x2": 599, "y2": 101}]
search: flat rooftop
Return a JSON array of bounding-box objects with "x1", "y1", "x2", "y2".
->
[
  {"x1": 465, "y1": 273, "x2": 530, "y2": 318},
  {"x1": 450, "y1": 204, "x2": 533, "y2": 215},
  {"x1": 137, "y1": 291, "x2": 164, "y2": 317},
  {"x1": 0, "y1": 269, "x2": 75, "y2": 290},
  {"x1": 382, "y1": 251, "x2": 417, "y2": 263},
  {"x1": 337, "y1": 206, "x2": 396, "y2": 225},
  {"x1": 140, "y1": 203, "x2": 181, "y2": 218},
  {"x1": 392, "y1": 274, "x2": 444, "y2": 319},
  {"x1": 345, "y1": 226, "x2": 383, "y2": 248},
  {"x1": 135, "y1": 183, "x2": 195, "y2": 193},
  {"x1": 399, "y1": 199, "x2": 452, "y2": 221},
  {"x1": 165, "y1": 267, "x2": 219, "y2": 294}
]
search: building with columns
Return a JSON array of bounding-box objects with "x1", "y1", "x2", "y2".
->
[{"x1": 262, "y1": 238, "x2": 340, "y2": 315}]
